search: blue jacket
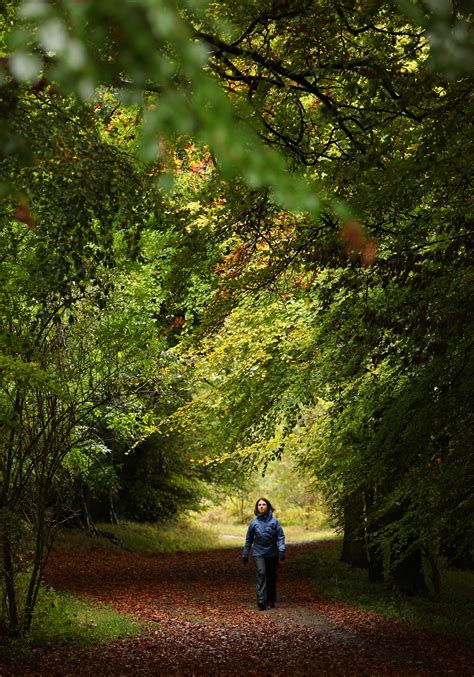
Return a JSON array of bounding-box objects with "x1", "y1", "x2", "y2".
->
[{"x1": 243, "y1": 509, "x2": 285, "y2": 559}]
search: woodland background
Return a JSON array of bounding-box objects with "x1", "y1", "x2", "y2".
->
[{"x1": 0, "y1": 0, "x2": 473, "y2": 642}]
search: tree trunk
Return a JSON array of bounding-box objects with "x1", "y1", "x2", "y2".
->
[
  {"x1": 2, "y1": 532, "x2": 20, "y2": 637},
  {"x1": 425, "y1": 547, "x2": 441, "y2": 596},
  {"x1": 108, "y1": 488, "x2": 120, "y2": 525},
  {"x1": 23, "y1": 556, "x2": 42, "y2": 635},
  {"x1": 341, "y1": 492, "x2": 368, "y2": 568},
  {"x1": 80, "y1": 481, "x2": 97, "y2": 534},
  {"x1": 367, "y1": 536, "x2": 384, "y2": 582},
  {"x1": 23, "y1": 495, "x2": 50, "y2": 634},
  {"x1": 364, "y1": 489, "x2": 384, "y2": 583},
  {"x1": 443, "y1": 540, "x2": 474, "y2": 570},
  {"x1": 392, "y1": 543, "x2": 427, "y2": 596}
]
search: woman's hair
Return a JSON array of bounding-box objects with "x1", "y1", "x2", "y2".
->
[{"x1": 254, "y1": 497, "x2": 274, "y2": 516}]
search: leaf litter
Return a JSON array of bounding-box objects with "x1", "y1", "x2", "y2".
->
[{"x1": 1, "y1": 543, "x2": 473, "y2": 676}]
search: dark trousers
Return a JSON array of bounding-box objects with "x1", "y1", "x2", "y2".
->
[{"x1": 254, "y1": 555, "x2": 279, "y2": 605}]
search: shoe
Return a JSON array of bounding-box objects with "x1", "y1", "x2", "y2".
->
[
  {"x1": 257, "y1": 603, "x2": 266, "y2": 610},
  {"x1": 268, "y1": 602, "x2": 275, "y2": 608}
]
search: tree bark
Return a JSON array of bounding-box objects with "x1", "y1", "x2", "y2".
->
[
  {"x1": 23, "y1": 492, "x2": 50, "y2": 634},
  {"x1": 341, "y1": 492, "x2": 369, "y2": 568},
  {"x1": 364, "y1": 489, "x2": 384, "y2": 583},
  {"x1": 79, "y1": 480, "x2": 97, "y2": 534},
  {"x1": 108, "y1": 488, "x2": 120, "y2": 525},
  {"x1": 2, "y1": 531, "x2": 20, "y2": 637},
  {"x1": 392, "y1": 544, "x2": 427, "y2": 596}
]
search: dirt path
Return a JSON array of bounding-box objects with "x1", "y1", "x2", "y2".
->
[{"x1": 2, "y1": 543, "x2": 473, "y2": 676}]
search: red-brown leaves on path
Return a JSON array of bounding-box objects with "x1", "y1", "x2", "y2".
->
[{"x1": 2, "y1": 543, "x2": 473, "y2": 676}]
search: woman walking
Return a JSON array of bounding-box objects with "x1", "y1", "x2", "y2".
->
[{"x1": 242, "y1": 498, "x2": 286, "y2": 610}]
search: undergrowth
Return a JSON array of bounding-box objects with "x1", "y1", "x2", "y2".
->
[
  {"x1": 30, "y1": 587, "x2": 143, "y2": 646},
  {"x1": 2, "y1": 520, "x2": 215, "y2": 654},
  {"x1": 0, "y1": 583, "x2": 143, "y2": 663},
  {"x1": 298, "y1": 544, "x2": 474, "y2": 645},
  {"x1": 54, "y1": 519, "x2": 218, "y2": 553},
  {"x1": 55, "y1": 519, "x2": 336, "y2": 554}
]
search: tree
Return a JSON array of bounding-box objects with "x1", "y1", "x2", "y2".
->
[
  {"x1": 0, "y1": 2, "x2": 472, "y2": 639},
  {"x1": 165, "y1": 0, "x2": 473, "y2": 591},
  {"x1": 1, "y1": 0, "x2": 323, "y2": 215},
  {"x1": 0, "y1": 82, "x2": 167, "y2": 635}
]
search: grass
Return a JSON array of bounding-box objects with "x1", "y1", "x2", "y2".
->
[
  {"x1": 190, "y1": 505, "x2": 337, "y2": 548},
  {"x1": 202, "y1": 520, "x2": 336, "y2": 547},
  {"x1": 0, "y1": 581, "x2": 144, "y2": 665},
  {"x1": 30, "y1": 587, "x2": 143, "y2": 647},
  {"x1": 101, "y1": 519, "x2": 217, "y2": 552},
  {"x1": 298, "y1": 543, "x2": 474, "y2": 645},
  {"x1": 54, "y1": 519, "x2": 218, "y2": 553},
  {"x1": 54, "y1": 517, "x2": 337, "y2": 554}
]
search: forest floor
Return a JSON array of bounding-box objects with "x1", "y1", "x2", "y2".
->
[{"x1": 2, "y1": 542, "x2": 474, "y2": 676}]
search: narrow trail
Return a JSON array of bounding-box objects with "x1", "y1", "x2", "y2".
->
[{"x1": 2, "y1": 543, "x2": 473, "y2": 676}]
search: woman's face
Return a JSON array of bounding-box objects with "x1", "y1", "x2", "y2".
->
[{"x1": 257, "y1": 500, "x2": 268, "y2": 514}]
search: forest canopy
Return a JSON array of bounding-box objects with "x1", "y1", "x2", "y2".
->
[{"x1": 0, "y1": 0, "x2": 473, "y2": 637}]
